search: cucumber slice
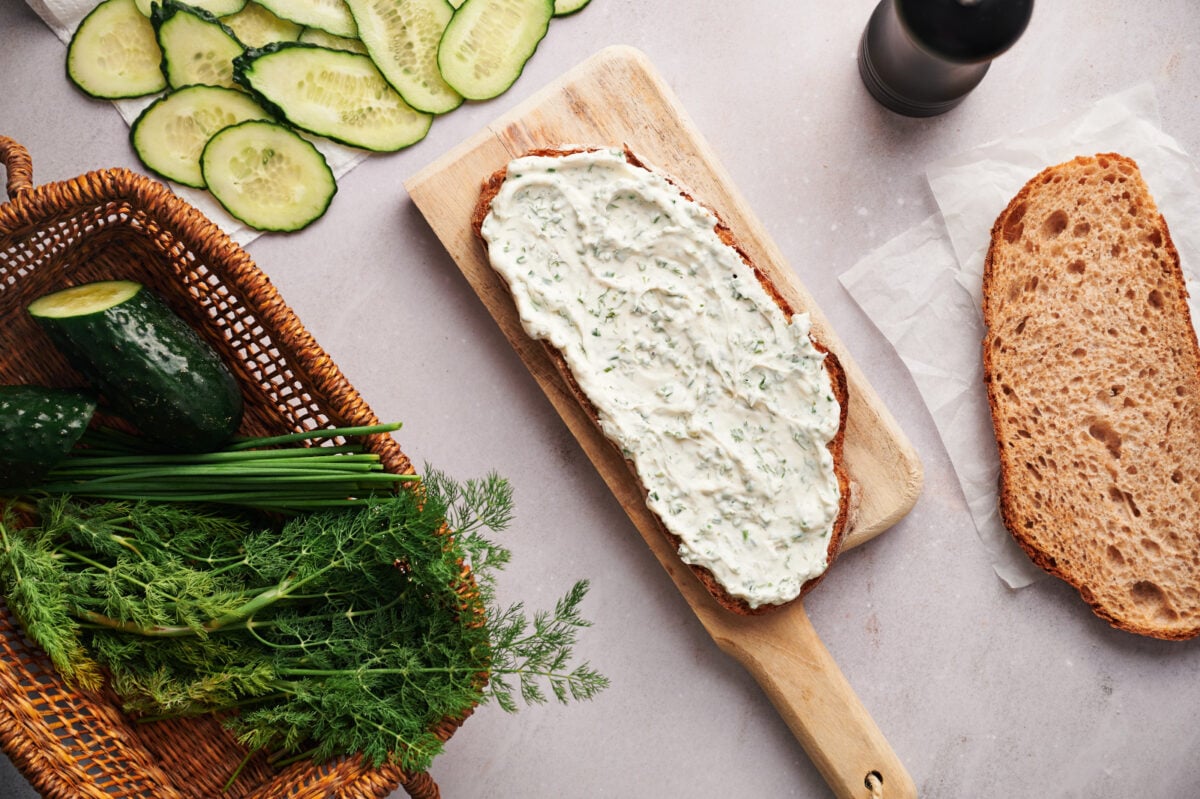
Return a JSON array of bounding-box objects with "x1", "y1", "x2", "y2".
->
[
  {"x1": 67, "y1": 0, "x2": 166, "y2": 99},
  {"x1": 0, "y1": 386, "x2": 97, "y2": 490},
  {"x1": 553, "y1": 0, "x2": 590, "y2": 14},
  {"x1": 254, "y1": 0, "x2": 357, "y2": 37},
  {"x1": 298, "y1": 27, "x2": 367, "y2": 53},
  {"x1": 234, "y1": 43, "x2": 432, "y2": 151},
  {"x1": 201, "y1": 119, "x2": 336, "y2": 232},
  {"x1": 136, "y1": 0, "x2": 248, "y2": 16},
  {"x1": 131, "y1": 85, "x2": 271, "y2": 187},
  {"x1": 437, "y1": 0, "x2": 552, "y2": 101},
  {"x1": 28, "y1": 280, "x2": 244, "y2": 453},
  {"x1": 220, "y1": 0, "x2": 303, "y2": 48},
  {"x1": 344, "y1": 0, "x2": 462, "y2": 115},
  {"x1": 153, "y1": 1, "x2": 246, "y2": 90}
]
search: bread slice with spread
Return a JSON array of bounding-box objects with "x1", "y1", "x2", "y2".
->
[
  {"x1": 472, "y1": 146, "x2": 849, "y2": 615},
  {"x1": 983, "y1": 152, "x2": 1200, "y2": 640}
]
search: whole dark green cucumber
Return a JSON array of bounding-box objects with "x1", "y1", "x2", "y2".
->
[
  {"x1": 0, "y1": 385, "x2": 97, "y2": 488},
  {"x1": 28, "y1": 280, "x2": 243, "y2": 453}
]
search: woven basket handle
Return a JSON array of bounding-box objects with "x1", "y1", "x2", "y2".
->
[{"x1": 0, "y1": 136, "x2": 34, "y2": 200}]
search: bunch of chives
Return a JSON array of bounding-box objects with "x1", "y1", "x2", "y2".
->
[{"x1": 32, "y1": 423, "x2": 416, "y2": 513}]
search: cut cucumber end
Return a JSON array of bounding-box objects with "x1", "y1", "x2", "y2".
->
[
  {"x1": 27, "y1": 280, "x2": 144, "y2": 320},
  {"x1": 28, "y1": 280, "x2": 244, "y2": 453},
  {"x1": 201, "y1": 120, "x2": 337, "y2": 232}
]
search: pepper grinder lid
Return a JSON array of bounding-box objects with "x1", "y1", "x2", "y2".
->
[
  {"x1": 859, "y1": 0, "x2": 1034, "y2": 116},
  {"x1": 899, "y1": 0, "x2": 1034, "y2": 63}
]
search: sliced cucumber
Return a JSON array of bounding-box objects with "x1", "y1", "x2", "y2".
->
[
  {"x1": 131, "y1": 85, "x2": 271, "y2": 187},
  {"x1": 553, "y1": 0, "x2": 590, "y2": 14},
  {"x1": 0, "y1": 386, "x2": 97, "y2": 490},
  {"x1": 28, "y1": 281, "x2": 244, "y2": 453},
  {"x1": 219, "y1": 0, "x2": 303, "y2": 47},
  {"x1": 201, "y1": 119, "x2": 336, "y2": 232},
  {"x1": 153, "y1": 1, "x2": 246, "y2": 90},
  {"x1": 345, "y1": 0, "x2": 462, "y2": 115},
  {"x1": 437, "y1": 0, "x2": 552, "y2": 101},
  {"x1": 298, "y1": 26, "x2": 367, "y2": 53},
  {"x1": 234, "y1": 43, "x2": 432, "y2": 151},
  {"x1": 67, "y1": 0, "x2": 166, "y2": 99},
  {"x1": 136, "y1": 0, "x2": 248, "y2": 16},
  {"x1": 254, "y1": 0, "x2": 357, "y2": 37}
]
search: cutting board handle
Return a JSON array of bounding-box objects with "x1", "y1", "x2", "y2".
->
[{"x1": 711, "y1": 603, "x2": 917, "y2": 799}]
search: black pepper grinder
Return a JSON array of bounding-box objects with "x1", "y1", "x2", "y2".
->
[{"x1": 858, "y1": 0, "x2": 1034, "y2": 117}]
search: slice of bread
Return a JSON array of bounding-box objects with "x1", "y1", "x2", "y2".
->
[
  {"x1": 472, "y1": 146, "x2": 850, "y2": 615},
  {"x1": 983, "y1": 152, "x2": 1200, "y2": 640}
]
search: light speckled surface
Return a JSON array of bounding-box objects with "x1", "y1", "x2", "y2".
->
[{"x1": 2, "y1": 2, "x2": 1200, "y2": 797}]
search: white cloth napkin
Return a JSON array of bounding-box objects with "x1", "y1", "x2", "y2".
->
[
  {"x1": 840, "y1": 85, "x2": 1200, "y2": 587},
  {"x1": 25, "y1": 0, "x2": 369, "y2": 246}
]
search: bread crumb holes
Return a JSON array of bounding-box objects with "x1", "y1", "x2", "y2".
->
[
  {"x1": 1042, "y1": 209, "x2": 1069, "y2": 238},
  {"x1": 1088, "y1": 420, "x2": 1122, "y2": 458},
  {"x1": 1130, "y1": 580, "x2": 1175, "y2": 620}
]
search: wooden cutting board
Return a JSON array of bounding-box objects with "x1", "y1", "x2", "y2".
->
[{"x1": 406, "y1": 45, "x2": 922, "y2": 799}]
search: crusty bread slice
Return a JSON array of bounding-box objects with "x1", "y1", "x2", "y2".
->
[
  {"x1": 983, "y1": 152, "x2": 1200, "y2": 640},
  {"x1": 472, "y1": 146, "x2": 850, "y2": 616}
]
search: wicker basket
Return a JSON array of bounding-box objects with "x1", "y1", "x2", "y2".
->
[{"x1": 0, "y1": 136, "x2": 473, "y2": 799}]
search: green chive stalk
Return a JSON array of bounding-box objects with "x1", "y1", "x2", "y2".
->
[{"x1": 18, "y1": 423, "x2": 416, "y2": 513}]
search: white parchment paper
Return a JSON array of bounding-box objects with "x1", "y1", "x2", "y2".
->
[
  {"x1": 24, "y1": 0, "x2": 368, "y2": 246},
  {"x1": 840, "y1": 85, "x2": 1200, "y2": 587}
]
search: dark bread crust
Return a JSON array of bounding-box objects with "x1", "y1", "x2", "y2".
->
[
  {"x1": 982, "y1": 152, "x2": 1200, "y2": 640},
  {"x1": 473, "y1": 146, "x2": 850, "y2": 615}
]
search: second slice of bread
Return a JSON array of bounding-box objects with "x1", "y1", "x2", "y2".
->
[{"x1": 983, "y1": 153, "x2": 1200, "y2": 640}]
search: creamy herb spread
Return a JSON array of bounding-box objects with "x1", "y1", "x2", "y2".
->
[{"x1": 480, "y1": 148, "x2": 842, "y2": 608}]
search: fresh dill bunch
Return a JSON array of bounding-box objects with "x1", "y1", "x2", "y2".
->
[{"x1": 0, "y1": 468, "x2": 609, "y2": 777}]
